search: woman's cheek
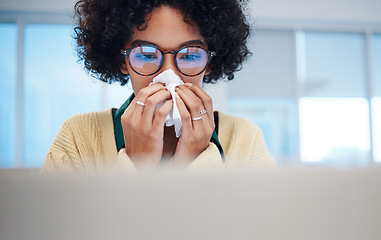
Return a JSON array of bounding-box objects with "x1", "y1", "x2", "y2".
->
[
  {"x1": 182, "y1": 75, "x2": 204, "y2": 87},
  {"x1": 130, "y1": 74, "x2": 154, "y2": 94}
]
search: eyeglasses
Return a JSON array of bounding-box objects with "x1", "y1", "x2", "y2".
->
[{"x1": 121, "y1": 45, "x2": 216, "y2": 77}]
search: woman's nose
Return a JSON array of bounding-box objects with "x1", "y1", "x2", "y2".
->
[{"x1": 160, "y1": 53, "x2": 181, "y2": 76}]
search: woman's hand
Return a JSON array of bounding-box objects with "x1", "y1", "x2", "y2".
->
[
  {"x1": 121, "y1": 83, "x2": 173, "y2": 170},
  {"x1": 173, "y1": 83, "x2": 215, "y2": 167}
]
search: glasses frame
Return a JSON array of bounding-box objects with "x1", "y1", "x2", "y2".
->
[{"x1": 121, "y1": 45, "x2": 216, "y2": 77}]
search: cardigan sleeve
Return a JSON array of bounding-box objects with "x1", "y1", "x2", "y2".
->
[
  {"x1": 42, "y1": 150, "x2": 76, "y2": 174},
  {"x1": 113, "y1": 143, "x2": 223, "y2": 172},
  {"x1": 185, "y1": 142, "x2": 224, "y2": 171},
  {"x1": 41, "y1": 115, "x2": 90, "y2": 174},
  {"x1": 112, "y1": 148, "x2": 138, "y2": 172},
  {"x1": 248, "y1": 126, "x2": 277, "y2": 168},
  {"x1": 40, "y1": 112, "x2": 105, "y2": 174}
]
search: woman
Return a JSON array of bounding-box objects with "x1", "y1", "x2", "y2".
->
[{"x1": 42, "y1": 0, "x2": 276, "y2": 173}]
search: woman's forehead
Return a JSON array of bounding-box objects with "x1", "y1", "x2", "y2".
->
[{"x1": 126, "y1": 5, "x2": 205, "y2": 49}]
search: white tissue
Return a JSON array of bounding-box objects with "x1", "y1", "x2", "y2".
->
[{"x1": 152, "y1": 69, "x2": 184, "y2": 138}]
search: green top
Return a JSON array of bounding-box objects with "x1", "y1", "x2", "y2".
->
[{"x1": 112, "y1": 94, "x2": 224, "y2": 159}]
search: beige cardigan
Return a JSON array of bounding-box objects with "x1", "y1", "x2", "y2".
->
[{"x1": 41, "y1": 109, "x2": 276, "y2": 173}]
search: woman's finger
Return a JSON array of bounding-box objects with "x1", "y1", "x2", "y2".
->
[
  {"x1": 141, "y1": 89, "x2": 171, "y2": 126},
  {"x1": 175, "y1": 92, "x2": 193, "y2": 131},
  {"x1": 131, "y1": 83, "x2": 166, "y2": 115},
  {"x1": 152, "y1": 99, "x2": 173, "y2": 129},
  {"x1": 173, "y1": 92, "x2": 213, "y2": 165},
  {"x1": 183, "y1": 83, "x2": 214, "y2": 122},
  {"x1": 175, "y1": 85, "x2": 205, "y2": 121}
]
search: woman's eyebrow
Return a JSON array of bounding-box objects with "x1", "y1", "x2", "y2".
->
[
  {"x1": 178, "y1": 40, "x2": 205, "y2": 48},
  {"x1": 130, "y1": 40, "x2": 155, "y2": 46},
  {"x1": 130, "y1": 39, "x2": 205, "y2": 48}
]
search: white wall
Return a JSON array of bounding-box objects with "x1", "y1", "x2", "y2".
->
[
  {"x1": 1, "y1": 0, "x2": 381, "y2": 23},
  {"x1": 251, "y1": 0, "x2": 381, "y2": 23}
]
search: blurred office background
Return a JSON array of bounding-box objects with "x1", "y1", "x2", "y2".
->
[{"x1": 0, "y1": 0, "x2": 380, "y2": 168}]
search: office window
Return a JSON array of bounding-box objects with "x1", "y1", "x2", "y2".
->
[
  {"x1": 227, "y1": 30, "x2": 298, "y2": 164},
  {"x1": 0, "y1": 22, "x2": 133, "y2": 168},
  {"x1": 299, "y1": 98, "x2": 370, "y2": 164},
  {"x1": 103, "y1": 81, "x2": 133, "y2": 110},
  {"x1": 23, "y1": 24, "x2": 103, "y2": 167},
  {"x1": 0, "y1": 24, "x2": 17, "y2": 167},
  {"x1": 231, "y1": 29, "x2": 297, "y2": 98},
  {"x1": 227, "y1": 98, "x2": 298, "y2": 164},
  {"x1": 300, "y1": 32, "x2": 370, "y2": 165},
  {"x1": 372, "y1": 34, "x2": 381, "y2": 162},
  {"x1": 372, "y1": 98, "x2": 381, "y2": 163},
  {"x1": 302, "y1": 31, "x2": 367, "y2": 97}
]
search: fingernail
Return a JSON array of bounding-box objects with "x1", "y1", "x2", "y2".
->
[{"x1": 184, "y1": 83, "x2": 193, "y2": 87}]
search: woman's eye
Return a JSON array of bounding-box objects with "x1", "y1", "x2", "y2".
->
[
  {"x1": 180, "y1": 54, "x2": 201, "y2": 61},
  {"x1": 136, "y1": 53, "x2": 159, "y2": 61}
]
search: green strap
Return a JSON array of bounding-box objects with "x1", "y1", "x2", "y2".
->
[
  {"x1": 112, "y1": 94, "x2": 135, "y2": 152},
  {"x1": 112, "y1": 94, "x2": 224, "y2": 159}
]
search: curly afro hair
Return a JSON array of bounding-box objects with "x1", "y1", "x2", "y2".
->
[{"x1": 74, "y1": 0, "x2": 251, "y2": 85}]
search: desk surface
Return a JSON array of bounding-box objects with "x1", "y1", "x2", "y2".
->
[{"x1": 1, "y1": 168, "x2": 381, "y2": 240}]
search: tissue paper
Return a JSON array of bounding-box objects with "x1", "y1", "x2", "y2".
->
[{"x1": 152, "y1": 69, "x2": 184, "y2": 138}]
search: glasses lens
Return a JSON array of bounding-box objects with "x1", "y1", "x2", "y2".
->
[
  {"x1": 176, "y1": 47, "x2": 208, "y2": 76},
  {"x1": 129, "y1": 46, "x2": 162, "y2": 75}
]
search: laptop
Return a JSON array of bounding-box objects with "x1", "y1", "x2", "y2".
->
[{"x1": 1, "y1": 168, "x2": 380, "y2": 240}]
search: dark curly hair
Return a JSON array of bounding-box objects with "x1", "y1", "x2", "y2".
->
[{"x1": 74, "y1": 0, "x2": 251, "y2": 85}]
